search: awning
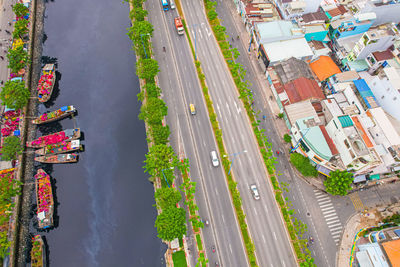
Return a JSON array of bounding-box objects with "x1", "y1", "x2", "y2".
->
[
  {"x1": 316, "y1": 164, "x2": 332, "y2": 177},
  {"x1": 369, "y1": 174, "x2": 380, "y2": 180},
  {"x1": 353, "y1": 175, "x2": 366, "y2": 183}
]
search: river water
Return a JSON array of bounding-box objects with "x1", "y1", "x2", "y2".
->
[{"x1": 37, "y1": 0, "x2": 166, "y2": 266}]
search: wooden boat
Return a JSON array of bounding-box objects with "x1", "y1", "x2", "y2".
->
[
  {"x1": 35, "y1": 153, "x2": 78, "y2": 164},
  {"x1": 26, "y1": 128, "x2": 81, "y2": 148},
  {"x1": 35, "y1": 169, "x2": 54, "y2": 229},
  {"x1": 37, "y1": 64, "x2": 56, "y2": 103},
  {"x1": 32, "y1": 105, "x2": 76, "y2": 125},
  {"x1": 35, "y1": 140, "x2": 81, "y2": 156},
  {"x1": 31, "y1": 235, "x2": 46, "y2": 267}
]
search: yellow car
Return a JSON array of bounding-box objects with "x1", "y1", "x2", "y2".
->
[{"x1": 189, "y1": 104, "x2": 196, "y2": 115}]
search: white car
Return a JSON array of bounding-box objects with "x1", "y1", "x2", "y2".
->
[
  {"x1": 210, "y1": 151, "x2": 219, "y2": 167},
  {"x1": 250, "y1": 184, "x2": 260, "y2": 200}
]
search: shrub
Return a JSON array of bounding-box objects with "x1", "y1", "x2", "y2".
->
[{"x1": 290, "y1": 153, "x2": 318, "y2": 177}]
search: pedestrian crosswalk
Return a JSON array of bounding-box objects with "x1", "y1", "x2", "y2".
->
[{"x1": 314, "y1": 189, "x2": 343, "y2": 245}]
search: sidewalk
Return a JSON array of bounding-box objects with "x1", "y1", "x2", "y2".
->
[{"x1": 337, "y1": 212, "x2": 361, "y2": 267}]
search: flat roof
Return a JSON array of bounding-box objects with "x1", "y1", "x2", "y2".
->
[
  {"x1": 369, "y1": 108, "x2": 400, "y2": 146},
  {"x1": 381, "y1": 239, "x2": 400, "y2": 267},
  {"x1": 256, "y1": 20, "x2": 298, "y2": 43},
  {"x1": 310, "y1": 56, "x2": 341, "y2": 81},
  {"x1": 285, "y1": 100, "x2": 317, "y2": 125},
  {"x1": 263, "y1": 38, "x2": 313, "y2": 63}
]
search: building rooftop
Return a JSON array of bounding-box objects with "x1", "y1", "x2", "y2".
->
[
  {"x1": 372, "y1": 49, "x2": 394, "y2": 62},
  {"x1": 353, "y1": 79, "x2": 379, "y2": 109},
  {"x1": 310, "y1": 56, "x2": 341, "y2": 81},
  {"x1": 304, "y1": 24, "x2": 326, "y2": 34},
  {"x1": 256, "y1": 20, "x2": 303, "y2": 43},
  {"x1": 285, "y1": 100, "x2": 319, "y2": 126},
  {"x1": 334, "y1": 70, "x2": 360, "y2": 82},
  {"x1": 273, "y1": 57, "x2": 314, "y2": 84},
  {"x1": 284, "y1": 77, "x2": 325, "y2": 104},
  {"x1": 369, "y1": 108, "x2": 400, "y2": 146},
  {"x1": 301, "y1": 11, "x2": 328, "y2": 23},
  {"x1": 381, "y1": 239, "x2": 400, "y2": 267},
  {"x1": 326, "y1": 5, "x2": 348, "y2": 18},
  {"x1": 346, "y1": 59, "x2": 369, "y2": 71},
  {"x1": 358, "y1": 243, "x2": 389, "y2": 267},
  {"x1": 261, "y1": 38, "x2": 313, "y2": 63}
]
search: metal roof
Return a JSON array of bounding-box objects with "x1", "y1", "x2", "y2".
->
[
  {"x1": 353, "y1": 79, "x2": 379, "y2": 109},
  {"x1": 338, "y1": 115, "x2": 354, "y2": 128}
]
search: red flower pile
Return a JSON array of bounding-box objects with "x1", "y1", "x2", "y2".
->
[
  {"x1": 37, "y1": 74, "x2": 54, "y2": 96},
  {"x1": 35, "y1": 170, "x2": 53, "y2": 214},
  {"x1": 1, "y1": 110, "x2": 21, "y2": 137}
]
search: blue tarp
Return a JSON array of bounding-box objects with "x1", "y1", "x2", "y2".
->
[
  {"x1": 60, "y1": 106, "x2": 68, "y2": 112},
  {"x1": 394, "y1": 229, "x2": 400, "y2": 237},
  {"x1": 14, "y1": 130, "x2": 20, "y2": 136},
  {"x1": 353, "y1": 79, "x2": 378, "y2": 109}
]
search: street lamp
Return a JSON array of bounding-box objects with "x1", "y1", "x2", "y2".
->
[
  {"x1": 161, "y1": 166, "x2": 174, "y2": 188},
  {"x1": 224, "y1": 149, "x2": 247, "y2": 175},
  {"x1": 140, "y1": 33, "x2": 150, "y2": 58}
]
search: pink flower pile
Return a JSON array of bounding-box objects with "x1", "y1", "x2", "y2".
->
[
  {"x1": 35, "y1": 170, "x2": 52, "y2": 213},
  {"x1": 37, "y1": 74, "x2": 54, "y2": 96},
  {"x1": 29, "y1": 131, "x2": 67, "y2": 147},
  {"x1": 1, "y1": 110, "x2": 21, "y2": 137}
]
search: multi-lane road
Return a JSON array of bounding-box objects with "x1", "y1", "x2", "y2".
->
[{"x1": 146, "y1": 1, "x2": 248, "y2": 266}]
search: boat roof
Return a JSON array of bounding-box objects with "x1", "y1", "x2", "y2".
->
[{"x1": 43, "y1": 64, "x2": 54, "y2": 70}]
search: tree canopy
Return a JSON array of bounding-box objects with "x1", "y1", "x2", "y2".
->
[
  {"x1": 1, "y1": 136, "x2": 23, "y2": 161},
  {"x1": 13, "y1": 19, "x2": 29, "y2": 39},
  {"x1": 7, "y1": 46, "x2": 30, "y2": 74},
  {"x1": 144, "y1": 144, "x2": 177, "y2": 177},
  {"x1": 324, "y1": 170, "x2": 353, "y2": 196},
  {"x1": 290, "y1": 153, "x2": 318, "y2": 177},
  {"x1": 136, "y1": 58, "x2": 159, "y2": 81},
  {"x1": 155, "y1": 207, "x2": 186, "y2": 241},
  {"x1": 12, "y1": 3, "x2": 29, "y2": 17},
  {"x1": 154, "y1": 187, "x2": 182, "y2": 210},
  {"x1": 151, "y1": 123, "x2": 170, "y2": 145},
  {"x1": 139, "y1": 97, "x2": 167, "y2": 124},
  {"x1": 0, "y1": 79, "x2": 30, "y2": 110}
]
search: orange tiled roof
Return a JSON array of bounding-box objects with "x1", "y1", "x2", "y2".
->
[
  {"x1": 351, "y1": 116, "x2": 373, "y2": 148},
  {"x1": 382, "y1": 239, "x2": 400, "y2": 267},
  {"x1": 309, "y1": 56, "x2": 341, "y2": 81}
]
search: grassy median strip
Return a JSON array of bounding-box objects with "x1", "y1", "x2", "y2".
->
[
  {"x1": 126, "y1": 1, "x2": 208, "y2": 266},
  {"x1": 203, "y1": 0, "x2": 316, "y2": 266},
  {"x1": 179, "y1": 12, "x2": 257, "y2": 267}
]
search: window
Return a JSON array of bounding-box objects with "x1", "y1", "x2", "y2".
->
[
  {"x1": 344, "y1": 139, "x2": 350, "y2": 149},
  {"x1": 300, "y1": 140, "x2": 310, "y2": 152},
  {"x1": 313, "y1": 156, "x2": 323, "y2": 163}
]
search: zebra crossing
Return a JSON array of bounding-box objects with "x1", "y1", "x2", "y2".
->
[{"x1": 314, "y1": 189, "x2": 343, "y2": 245}]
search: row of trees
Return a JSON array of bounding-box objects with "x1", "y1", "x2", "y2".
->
[
  {"x1": 0, "y1": 3, "x2": 30, "y2": 259},
  {"x1": 126, "y1": 0, "x2": 190, "y2": 247}
]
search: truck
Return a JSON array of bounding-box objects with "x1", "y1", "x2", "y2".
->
[{"x1": 174, "y1": 17, "x2": 184, "y2": 35}]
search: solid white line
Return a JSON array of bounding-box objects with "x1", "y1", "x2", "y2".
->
[
  {"x1": 322, "y1": 209, "x2": 336, "y2": 216},
  {"x1": 327, "y1": 219, "x2": 340, "y2": 225},
  {"x1": 321, "y1": 206, "x2": 335, "y2": 212},
  {"x1": 319, "y1": 202, "x2": 333, "y2": 208},
  {"x1": 324, "y1": 213, "x2": 338, "y2": 219},
  {"x1": 325, "y1": 216, "x2": 339, "y2": 222},
  {"x1": 273, "y1": 231, "x2": 277, "y2": 241}
]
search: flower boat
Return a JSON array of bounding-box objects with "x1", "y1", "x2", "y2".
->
[
  {"x1": 26, "y1": 128, "x2": 81, "y2": 148},
  {"x1": 35, "y1": 169, "x2": 54, "y2": 229},
  {"x1": 31, "y1": 235, "x2": 46, "y2": 267},
  {"x1": 32, "y1": 106, "x2": 76, "y2": 125},
  {"x1": 37, "y1": 64, "x2": 56, "y2": 103},
  {"x1": 35, "y1": 153, "x2": 78, "y2": 164},
  {"x1": 35, "y1": 140, "x2": 81, "y2": 156}
]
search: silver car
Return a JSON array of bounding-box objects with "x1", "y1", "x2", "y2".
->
[{"x1": 250, "y1": 184, "x2": 260, "y2": 200}]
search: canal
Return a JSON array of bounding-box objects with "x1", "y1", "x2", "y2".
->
[{"x1": 35, "y1": 0, "x2": 166, "y2": 266}]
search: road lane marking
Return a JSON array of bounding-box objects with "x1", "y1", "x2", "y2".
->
[
  {"x1": 262, "y1": 234, "x2": 266, "y2": 243},
  {"x1": 264, "y1": 204, "x2": 268, "y2": 213},
  {"x1": 322, "y1": 209, "x2": 336, "y2": 215},
  {"x1": 327, "y1": 219, "x2": 340, "y2": 225},
  {"x1": 221, "y1": 214, "x2": 225, "y2": 223},
  {"x1": 319, "y1": 202, "x2": 333, "y2": 208},
  {"x1": 229, "y1": 244, "x2": 233, "y2": 253},
  {"x1": 324, "y1": 213, "x2": 337, "y2": 219},
  {"x1": 253, "y1": 207, "x2": 257, "y2": 215},
  {"x1": 282, "y1": 260, "x2": 286, "y2": 267},
  {"x1": 198, "y1": 28, "x2": 203, "y2": 39},
  {"x1": 226, "y1": 102, "x2": 231, "y2": 116},
  {"x1": 273, "y1": 231, "x2": 277, "y2": 241},
  {"x1": 325, "y1": 216, "x2": 339, "y2": 222}
]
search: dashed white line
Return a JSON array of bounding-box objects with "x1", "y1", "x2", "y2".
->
[
  {"x1": 253, "y1": 207, "x2": 258, "y2": 215},
  {"x1": 273, "y1": 231, "x2": 277, "y2": 241},
  {"x1": 262, "y1": 234, "x2": 266, "y2": 244},
  {"x1": 229, "y1": 244, "x2": 233, "y2": 254},
  {"x1": 221, "y1": 214, "x2": 225, "y2": 223}
]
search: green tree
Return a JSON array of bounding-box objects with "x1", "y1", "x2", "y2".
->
[
  {"x1": 139, "y1": 97, "x2": 167, "y2": 124},
  {"x1": 0, "y1": 79, "x2": 30, "y2": 110},
  {"x1": 12, "y1": 3, "x2": 29, "y2": 17},
  {"x1": 1, "y1": 136, "x2": 23, "y2": 161},
  {"x1": 154, "y1": 187, "x2": 182, "y2": 210},
  {"x1": 324, "y1": 170, "x2": 353, "y2": 196},
  {"x1": 7, "y1": 46, "x2": 30, "y2": 74},
  {"x1": 136, "y1": 58, "x2": 159, "y2": 81},
  {"x1": 127, "y1": 20, "x2": 153, "y2": 43},
  {"x1": 155, "y1": 207, "x2": 186, "y2": 241},
  {"x1": 130, "y1": 7, "x2": 148, "y2": 21},
  {"x1": 283, "y1": 134, "x2": 292, "y2": 143},
  {"x1": 144, "y1": 83, "x2": 161, "y2": 98},
  {"x1": 0, "y1": 231, "x2": 10, "y2": 259},
  {"x1": 290, "y1": 153, "x2": 318, "y2": 177},
  {"x1": 151, "y1": 123, "x2": 170, "y2": 145},
  {"x1": 12, "y1": 19, "x2": 29, "y2": 39},
  {"x1": 144, "y1": 144, "x2": 177, "y2": 177}
]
